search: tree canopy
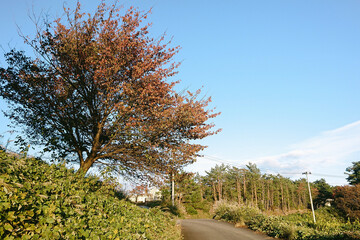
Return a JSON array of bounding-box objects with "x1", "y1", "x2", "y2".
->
[
  {"x1": 0, "y1": 2, "x2": 220, "y2": 180},
  {"x1": 334, "y1": 185, "x2": 360, "y2": 220},
  {"x1": 167, "y1": 163, "x2": 327, "y2": 213},
  {"x1": 345, "y1": 161, "x2": 360, "y2": 185},
  {"x1": 312, "y1": 178, "x2": 333, "y2": 208}
]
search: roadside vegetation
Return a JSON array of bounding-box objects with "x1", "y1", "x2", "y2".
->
[
  {"x1": 158, "y1": 162, "x2": 360, "y2": 239},
  {"x1": 214, "y1": 201, "x2": 360, "y2": 240},
  {"x1": 163, "y1": 163, "x2": 333, "y2": 218},
  {"x1": 0, "y1": 150, "x2": 181, "y2": 239}
]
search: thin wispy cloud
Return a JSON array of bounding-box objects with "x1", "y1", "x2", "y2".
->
[
  {"x1": 189, "y1": 121, "x2": 360, "y2": 186},
  {"x1": 251, "y1": 121, "x2": 360, "y2": 185}
]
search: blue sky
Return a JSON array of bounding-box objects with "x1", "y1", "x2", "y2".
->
[{"x1": 1, "y1": 0, "x2": 360, "y2": 185}]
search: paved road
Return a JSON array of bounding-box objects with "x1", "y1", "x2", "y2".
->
[{"x1": 180, "y1": 219, "x2": 273, "y2": 240}]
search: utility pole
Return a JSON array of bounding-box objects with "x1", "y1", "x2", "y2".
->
[{"x1": 303, "y1": 171, "x2": 316, "y2": 223}]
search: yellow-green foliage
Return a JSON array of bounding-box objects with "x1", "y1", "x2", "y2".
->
[
  {"x1": 0, "y1": 151, "x2": 181, "y2": 240},
  {"x1": 214, "y1": 201, "x2": 360, "y2": 240},
  {"x1": 213, "y1": 201, "x2": 261, "y2": 225}
]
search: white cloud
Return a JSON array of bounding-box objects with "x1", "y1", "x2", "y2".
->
[
  {"x1": 190, "y1": 121, "x2": 360, "y2": 186},
  {"x1": 249, "y1": 121, "x2": 360, "y2": 185}
]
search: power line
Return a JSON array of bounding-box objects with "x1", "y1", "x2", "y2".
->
[
  {"x1": 201, "y1": 155, "x2": 277, "y2": 174},
  {"x1": 202, "y1": 154, "x2": 286, "y2": 174},
  {"x1": 311, "y1": 173, "x2": 345, "y2": 178},
  {"x1": 199, "y1": 154, "x2": 346, "y2": 180},
  {"x1": 202, "y1": 155, "x2": 244, "y2": 168},
  {"x1": 281, "y1": 172, "x2": 345, "y2": 178}
]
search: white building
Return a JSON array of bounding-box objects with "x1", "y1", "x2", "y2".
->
[{"x1": 129, "y1": 187, "x2": 162, "y2": 203}]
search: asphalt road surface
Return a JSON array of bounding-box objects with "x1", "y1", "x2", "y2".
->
[{"x1": 180, "y1": 219, "x2": 273, "y2": 240}]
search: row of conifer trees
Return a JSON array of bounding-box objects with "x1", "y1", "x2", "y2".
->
[{"x1": 168, "y1": 163, "x2": 333, "y2": 213}]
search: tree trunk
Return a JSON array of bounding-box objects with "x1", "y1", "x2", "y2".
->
[
  {"x1": 237, "y1": 178, "x2": 242, "y2": 205},
  {"x1": 286, "y1": 185, "x2": 290, "y2": 211},
  {"x1": 212, "y1": 182, "x2": 217, "y2": 201},
  {"x1": 250, "y1": 182, "x2": 254, "y2": 206},
  {"x1": 269, "y1": 182, "x2": 272, "y2": 210},
  {"x1": 178, "y1": 194, "x2": 182, "y2": 206},
  {"x1": 267, "y1": 181, "x2": 270, "y2": 210},
  {"x1": 216, "y1": 178, "x2": 222, "y2": 201},
  {"x1": 280, "y1": 182, "x2": 285, "y2": 211},
  {"x1": 254, "y1": 182, "x2": 258, "y2": 207},
  {"x1": 78, "y1": 156, "x2": 95, "y2": 174},
  {"x1": 243, "y1": 174, "x2": 247, "y2": 203},
  {"x1": 261, "y1": 181, "x2": 265, "y2": 208}
]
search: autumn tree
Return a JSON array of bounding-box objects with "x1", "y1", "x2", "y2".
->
[
  {"x1": 0, "y1": 2, "x2": 219, "y2": 179},
  {"x1": 129, "y1": 185, "x2": 148, "y2": 202},
  {"x1": 334, "y1": 185, "x2": 360, "y2": 220}
]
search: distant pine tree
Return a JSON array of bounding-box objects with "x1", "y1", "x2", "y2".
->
[{"x1": 345, "y1": 161, "x2": 360, "y2": 185}]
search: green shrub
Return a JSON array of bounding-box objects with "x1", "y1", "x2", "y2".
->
[
  {"x1": 213, "y1": 201, "x2": 261, "y2": 224},
  {"x1": 0, "y1": 151, "x2": 181, "y2": 239},
  {"x1": 159, "y1": 201, "x2": 183, "y2": 217},
  {"x1": 193, "y1": 201, "x2": 211, "y2": 212},
  {"x1": 185, "y1": 204, "x2": 198, "y2": 215},
  {"x1": 214, "y1": 201, "x2": 360, "y2": 240}
]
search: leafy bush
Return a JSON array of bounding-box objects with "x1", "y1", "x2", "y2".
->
[
  {"x1": 213, "y1": 201, "x2": 261, "y2": 225},
  {"x1": 214, "y1": 201, "x2": 360, "y2": 240},
  {"x1": 184, "y1": 204, "x2": 198, "y2": 215},
  {"x1": 158, "y1": 201, "x2": 183, "y2": 217},
  {"x1": 193, "y1": 201, "x2": 211, "y2": 212},
  {"x1": 0, "y1": 151, "x2": 181, "y2": 239},
  {"x1": 334, "y1": 185, "x2": 360, "y2": 220}
]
